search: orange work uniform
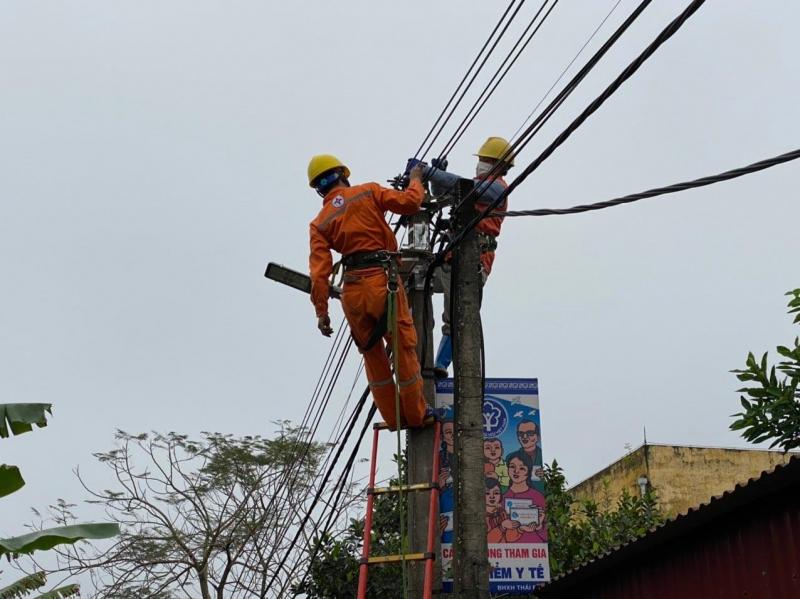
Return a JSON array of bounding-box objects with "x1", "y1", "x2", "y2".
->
[
  {"x1": 474, "y1": 175, "x2": 508, "y2": 276},
  {"x1": 309, "y1": 179, "x2": 428, "y2": 430}
]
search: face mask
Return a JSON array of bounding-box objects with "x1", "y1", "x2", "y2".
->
[{"x1": 475, "y1": 162, "x2": 493, "y2": 178}]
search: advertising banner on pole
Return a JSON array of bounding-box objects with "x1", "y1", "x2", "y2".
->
[{"x1": 436, "y1": 378, "x2": 549, "y2": 594}]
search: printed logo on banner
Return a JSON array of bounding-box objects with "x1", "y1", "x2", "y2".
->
[
  {"x1": 483, "y1": 396, "x2": 508, "y2": 437},
  {"x1": 436, "y1": 378, "x2": 549, "y2": 595}
]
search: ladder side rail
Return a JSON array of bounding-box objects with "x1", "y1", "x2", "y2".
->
[{"x1": 357, "y1": 428, "x2": 382, "y2": 598}]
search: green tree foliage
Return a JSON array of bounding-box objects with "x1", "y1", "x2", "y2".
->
[
  {"x1": 0, "y1": 404, "x2": 118, "y2": 598},
  {"x1": 543, "y1": 461, "x2": 662, "y2": 579},
  {"x1": 731, "y1": 289, "x2": 800, "y2": 451},
  {"x1": 300, "y1": 459, "x2": 662, "y2": 598}
]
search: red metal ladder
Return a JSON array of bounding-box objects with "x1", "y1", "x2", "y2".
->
[{"x1": 356, "y1": 418, "x2": 441, "y2": 599}]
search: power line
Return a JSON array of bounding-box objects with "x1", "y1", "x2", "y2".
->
[
  {"x1": 498, "y1": 148, "x2": 800, "y2": 217},
  {"x1": 266, "y1": 386, "x2": 374, "y2": 593},
  {"x1": 437, "y1": 0, "x2": 559, "y2": 160},
  {"x1": 325, "y1": 360, "x2": 366, "y2": 448},
  {"x1": 282, "y1": 403, "x2": 378, "y2": 596},
  {"x1": 442, "y1": 0, "x2": 655, "y2": 226},
  {"x1": 504, "y1": 0, "x2": 708, "y2": 200},
  {"x1": 417, "y1": 0, "x2": 529, "y2": 161},
  {"x1": 413, "y1": 0, "x2": 521, "y2": 160},
  {"x1": 445, "y1": 0, "x2": 707, "y2": 255},
  {"x1": 420, "y1": 0, "x2": 657, "y2": 363},
  {"x1": 255, "y1": 320, "x2": 355, "y2": 584},
  {"x1": 508, "y1": 0, "x2": 623, "y2": 141}
]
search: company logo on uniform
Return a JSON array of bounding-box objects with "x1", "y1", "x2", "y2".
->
[
  {"x1": 332, "y1": 195, "x2": 345, "y2": 208},
  {"x1": 482, "y1": 397, "x2": 508, "y2": 437}
]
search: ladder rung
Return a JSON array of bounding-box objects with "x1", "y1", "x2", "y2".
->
[
  {"x1": 368, "y1": 482, "x2": 437, "y2": 495},
  {"x1": 374, "y1": 416, "x2": 437, "y2": 431},
  {"x1": 361, "y1": 552, "x2": 435, "y2": 565}
]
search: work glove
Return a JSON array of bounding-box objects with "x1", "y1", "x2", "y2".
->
[
  {"x1": 317, "y1": 314, "x2": 333, "y2": 337},
  {"x1": 431, "y1": 157, "x2": 448, "y2": 171},
  {"x1": 405, "y1": 158, "x2": 427, "y2": 174}
]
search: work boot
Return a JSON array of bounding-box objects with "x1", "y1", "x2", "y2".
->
[
  {"x1": 410, "y1": 406, "x2": 442, "y2": 429},
  {"x1": 434, "y1": 335, "x2": 452, "y2": 379}
]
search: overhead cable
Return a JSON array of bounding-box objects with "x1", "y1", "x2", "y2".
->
[
  {"x1": 437, "y1": 0, "x2": 558, "y2": 160},
  {"x1": 420, "y1": 0, "x2": 654, "y2": 367},
  {"x1": 413, "y1": 0, "x2": 520, "y2": 160},
  {"x1": 503, "y1": 0, "x2": 707, "y2": 200},
  {"x1": 266, "y1": 386, "x2": 373, "y2": 593},
  {"x1": 508, "y1": 0, "x2": 623, "y2": 141},
  {"x1": 259, "y1": 332, "x2": 355, "y2": 579},
  {"x1": 283, "y1": 403, "x2": 378, "y2": 596},
  {"x1": 446, "y1": 0, "x2": 707, "y2": 254},
  {"x1": 443, "y1": 0, "x2": 654, "y2": 224},
  {"x1": 498, "y1": 148, "x2": 800, "y2": 217},
  {"x1": 417, "y1": 0, "x2": 528, "y2": 161}
]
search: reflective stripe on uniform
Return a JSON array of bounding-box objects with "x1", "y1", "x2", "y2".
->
[
  {"x1": 369, "y1": 377, "x2": 394, "y2": 389},
  {"x1": 398, "y1": 372, "x2": 421, "y2": 389}
]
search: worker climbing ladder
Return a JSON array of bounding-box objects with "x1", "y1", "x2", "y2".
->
[{"x1": 356, "y1": 417, "x2": 441, "y2": 599}]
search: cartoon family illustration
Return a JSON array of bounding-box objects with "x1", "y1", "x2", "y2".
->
[{"x1": 438, "y1": 413, "x2": 547, "y2": 545}]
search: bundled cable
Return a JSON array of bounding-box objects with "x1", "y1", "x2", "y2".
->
[
  {"x1": 499, "y1": 148, "x2": 800, "y2": 217},
  {"x1": 443, "y1": 0, "x2": 707, "y2": 255},
  {"x1": 436, "y1": 0, "x2": 559, "y2": 160},
  {"x1": 415, "y1": 0, "x2": 527, "y2": 160}
]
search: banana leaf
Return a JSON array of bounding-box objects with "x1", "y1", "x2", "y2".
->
[
  {"x1": 0, "y1": 572, "x2": 46, "y2": 599},
  {"x1": 0, "y1": 573, "x2": 79, "y2": 599},
  {"x1": 0, "y1": 465, "x2": 24, "y2": 498},
  {"x1": 35, "y1": 585, "x2": 80, "y2": 599},
  {"x1": 0, "y1": 523, "x2": 119, "y2": 556},
  {"x1": 0, "y1": 404, "x2": 53, "y2": 438}
]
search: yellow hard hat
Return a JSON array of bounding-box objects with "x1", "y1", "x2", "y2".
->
[
  {"x1": 475, "y1": 137, "x2": 514, "y2": 167},
  {"x1": 307, "y1": 154, "x2": 351, "y2": 187}
]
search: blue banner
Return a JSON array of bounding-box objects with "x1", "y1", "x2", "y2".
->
[{"x1": 436, "y1": 378, "x2": 549, "y2": 594}]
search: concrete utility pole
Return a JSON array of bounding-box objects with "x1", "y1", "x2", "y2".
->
[
  {"x1": 406, "y1": 205, "x2": 440, "y2": 598},
  {"x1": 451, "y1": 179, "x2": 489, "y2": 598}
]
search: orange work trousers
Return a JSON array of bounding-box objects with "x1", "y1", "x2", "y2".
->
[{"x1": 341, "y1": 267, "x2": 427, "y2": 430}]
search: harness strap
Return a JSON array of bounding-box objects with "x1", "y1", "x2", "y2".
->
[
  {"x1": 356, "y1": 309, "x2": 388, "y2": 352},
  {"x1": 386, "y1": 261, "x2": 409, "y2": 599},
  {"x1": 346, "y1": 251, "x2": 400, "y2": 352},
  {"x1": 342, "y1": 250, "x2": 395, "y2": 271}
]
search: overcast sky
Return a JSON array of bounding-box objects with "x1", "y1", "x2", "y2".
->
[{"x1": 2, "y1": 0, "x2": 799, "y2": 584}]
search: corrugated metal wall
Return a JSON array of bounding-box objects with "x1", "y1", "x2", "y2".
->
[{"x1": 538, "y1": 459, "x2": 800, "y2": 599}]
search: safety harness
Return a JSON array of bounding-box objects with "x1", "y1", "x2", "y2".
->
[{"x1": 340, "y1": 250, "x2": 401, "y2": 352}]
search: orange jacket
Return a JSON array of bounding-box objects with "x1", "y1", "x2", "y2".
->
[
  {"x1": 309, "y1": 180, "x2": 424, "y2": 318},
  {"x1": 475, "y1": 176, "x2": 508, "y2": 238}
]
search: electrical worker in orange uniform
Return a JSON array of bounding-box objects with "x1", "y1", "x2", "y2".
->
[
  {"x1": 420, "y1": 137, "x2": 514, "y2": 378},
  {"x1": 308, "y1": 154, "x2": 430, "y2": 430}
]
